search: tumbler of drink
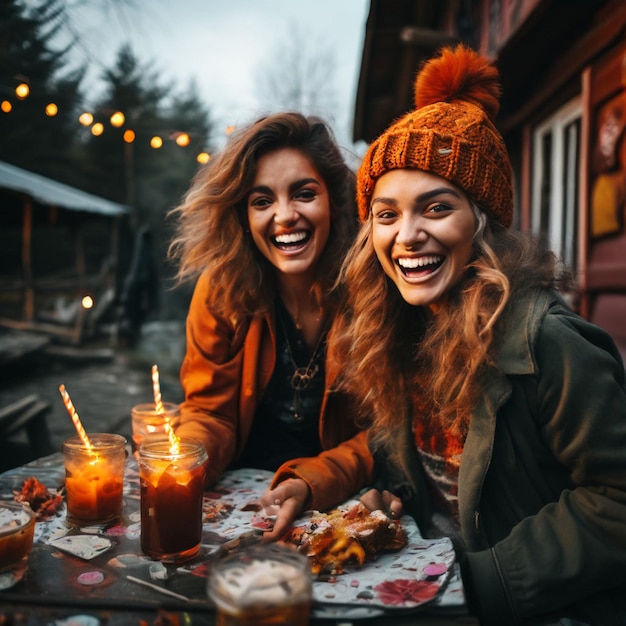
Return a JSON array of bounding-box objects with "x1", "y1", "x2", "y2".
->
[
  {"x1": 137, "y1": 437, "x2": 207, "y2": 563},
  {"x1": 0, "y1": 501, "x2": 36, "y2": 590},
  {"x1": 207, "y1": 543, "x2": 313, "y2": 626},
  {"x1": 62, "y1": 433, "x2": 127, "y2": 528},
  {"x1": 131, "y1": 402, "x2": 180, "y2": 453}
]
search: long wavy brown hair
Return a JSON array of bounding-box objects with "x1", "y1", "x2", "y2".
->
[
  {"x1": 332, "y1": 206, "x2": 570, "y2": 450},
  {"x1": 168, "y1": 112, "x2": 357, "y2": 322}
]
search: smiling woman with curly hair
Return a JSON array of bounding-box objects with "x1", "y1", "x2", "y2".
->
[{"x1": 168, "y1": 112, "x2": 373, "y2": 525}]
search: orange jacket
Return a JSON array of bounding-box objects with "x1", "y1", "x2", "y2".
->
[{"x1": 177, "y1": 271, "x2": 374, "y2": 511}]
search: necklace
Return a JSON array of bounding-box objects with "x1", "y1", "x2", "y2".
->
[
  {"x1": 277, "y1": 307, "x2": 328, "y2": 420},
  {"x1": 290, "y1": 304, "x2": 322, "y2": 331}
]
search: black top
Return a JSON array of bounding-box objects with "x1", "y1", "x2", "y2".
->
[{"x1": 234, "y1": 299, "x2": 325, "y2": 471}]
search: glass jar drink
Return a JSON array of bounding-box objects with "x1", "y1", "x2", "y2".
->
[
  {"x1": 207, "y1": 543, "x2": 313, "y2": 626},
  {"x1": 0, "y1": 501, "x2": 36, "y2": 590},
  {"x1": 62, "y1": 433, "x2": 127, "y2": 528},
  {"x1": 131, "y1": 402, "x2": 180, "y2": 453},
  {"x1": 138, "y1": 437, "x2": 207, "y2": 563}
]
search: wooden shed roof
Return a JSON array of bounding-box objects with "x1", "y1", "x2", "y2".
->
[{"x1": 0, "y1": 160, "x2": 129, "y2": 217}]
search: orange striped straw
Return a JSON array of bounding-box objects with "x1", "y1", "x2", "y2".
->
[
  {"x1": 59, "y1": 384, "x2": 93, "y2": 452},
  {"x1": 151, "y1": 364, "x2": 179, "y2": 454},
  {"x1": 151, "y1": 364, "x2": 165, "y2": 416},
  {"x1": 164, "y1": 419, "x2": 180, "y2": 455}
]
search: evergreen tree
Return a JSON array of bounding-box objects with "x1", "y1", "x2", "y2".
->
[
  {"x1": 76, "y1": 45, "x2": 167, "y2": 207},
  {"x1": 0, "y1": 0, "x2": 84, "y2": 184},
  {"x1": 2, "y1": 4, "x2": 213, "y2": 323},
  {"x1": 79, "y1": 46, "x2": 211, "y2": 213},
  {"x1": 148, "y1": 81, "x2": 212, "y2": 318},
  {"x1": 141, "y1": 81, "x2": 211, "y2": 226},
  {"x1": 78, "y1": 44, "x2": 212, "y2": 319}
]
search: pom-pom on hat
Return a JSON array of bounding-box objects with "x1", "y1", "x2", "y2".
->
[{"x1": 356, "y1": 44, "x2": 513, "y2": 227}]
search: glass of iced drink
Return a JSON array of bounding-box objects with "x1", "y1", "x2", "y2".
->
[
  {"x1": 62, "y1": 433, "x2": 127, "y2": 528},
  {"x1": 207, "y1": 543, "x2": 313, "y2": 626},
  {"x1": 0, "y1": 501, "x2": 36, "y2": 590},
  {"x1": 138, "y1": 437, "x2": 207, "y2": 563},
  {"x1": 131, "y1": 402, "x2": 180, "y2": 454}
]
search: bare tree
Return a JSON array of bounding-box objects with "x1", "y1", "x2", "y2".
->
[
  {"x1": 254, "y1": 21, "x2": 339, "y2": 120},
  {"x1": 24, "y1": 0, "x2": 159, "y2": 97}
]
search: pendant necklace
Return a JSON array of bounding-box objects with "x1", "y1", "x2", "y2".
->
[{"x1": 278, "y1": 307, "x2": 328, "y2": 421}]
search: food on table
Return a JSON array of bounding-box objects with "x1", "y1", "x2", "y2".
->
[
  {"x1": 281, "y1": 502, "x2": 408, "y2": 575},
  {"x1": 13, "y1": 476, "x2": 64, "y2": 520},
  {"x1": 204, "y1": 500, "x2": 234, "y2": 523}
]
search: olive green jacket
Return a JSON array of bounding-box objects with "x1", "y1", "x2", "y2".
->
[{"x1": 376, "y1": 288, "x2": 626, "y2": 625}]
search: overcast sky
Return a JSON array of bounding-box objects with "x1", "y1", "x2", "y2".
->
[{"x1": 54, "y1": 0, "x2": 370, "y2": 150}]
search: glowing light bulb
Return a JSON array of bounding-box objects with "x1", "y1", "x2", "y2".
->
[
  {"x1": 123, "y1": 129, "x2": 135, "y2": 143},
  {"x1": 81, "y1": 296, "x2": 94, "y2": 309},
  {"x1": 175, "y1": 132, "x2": 190, "y2": 147},
  {"x1": 15, "y1": 83, "x2": 29, "y2": 99},
  {"x1": 197, "y1": 152, "x2": 210, "y2": 164},
  {"x1": 79, "y1": 112, "x2": 94, "y2": 126},
  {"x1": 1, "y1": 100, "x2": 12, "y2": 113},
  {"x1": 45, "y1": 103, "x2": 58, "y2": 116},
  {"x1": 91, "y1": 123, "x2": 104, "y2": 136},
  {"x1": 150, "y1": 136, "x2": 163, "y2": 149},
  {"x1": 110, "y1": 111, "x2": 125, "y2": 127}
]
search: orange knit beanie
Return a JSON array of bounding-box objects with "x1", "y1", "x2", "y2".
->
[{"x1": 356, "y1": 44, "x2": 513, "y2": 227}]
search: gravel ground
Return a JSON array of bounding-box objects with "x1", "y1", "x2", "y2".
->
[{"x1": 0, "y1": 321, "x2": 186, "y2": 457}]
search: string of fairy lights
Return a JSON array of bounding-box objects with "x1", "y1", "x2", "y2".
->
[
  {"x1": 1, "y1": 81, "x2": 229, "y2": 165},
  {"x1": 2, "y1": 80, "x2": 237, "y2": 312}
]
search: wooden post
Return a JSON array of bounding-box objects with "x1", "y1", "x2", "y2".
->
[
  {"x1": 70, "y1": 219, "x2": 86, "y2": 287},
  {"x1": 73, "y1": 219, "x2": 87, "y2": 345},
  {"x1": 21, "y1": 196, "x2": 34, "y2": 321}
]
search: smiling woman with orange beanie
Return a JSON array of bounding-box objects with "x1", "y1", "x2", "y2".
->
[{"x1": 331, "y1": 44, "x2": 626, "y2": 625}]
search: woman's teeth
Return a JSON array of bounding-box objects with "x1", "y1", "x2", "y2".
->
[
  {"x1": 398, "y1": 255, "x2": 442, "y2": 270},
  {"x1": 273, "y1": 231, "x2": 308, "y2": 246}
]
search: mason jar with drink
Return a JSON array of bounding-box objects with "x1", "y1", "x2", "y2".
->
[
  {"x1": 0, "y1": 501, "x2": 36, "y2": 590},
  {"x1": 130, "y1": 402, "x2": 180, "y2": 453},
  {"x1": 137, "y1": 436, "x2": 207, "y2": 563},
  {"x1": 207, "y1": 543, "x2": 313, "y2": 626},
  {"x1": 62, "y1": 433, "x2": 126, "y2": 528}
]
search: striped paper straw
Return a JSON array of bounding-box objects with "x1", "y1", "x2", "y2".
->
[
  {"x1": 59, "y1": 384, "x2": 93, "y2": 452},
  {"x1": 151, "y1": 364, "x2": 165, "y2": 416},
  {"x1": 151, "y1": 364, "x2": 179, "y2": 453}
]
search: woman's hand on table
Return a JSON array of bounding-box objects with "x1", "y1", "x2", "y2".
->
[
  {"x1": 259, "y1": 478, "x2": 310, "y2": 541},
  {"x1": 360, "y1": 488, "x2": 403, "y2": 519}
]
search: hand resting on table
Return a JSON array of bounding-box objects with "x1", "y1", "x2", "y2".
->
[
  {"x1": 259, "y1": 477, "x2": 310, "y2": 540},
  {"x1": 359, "y1": 488, "x2": 403, "y2": 519}
]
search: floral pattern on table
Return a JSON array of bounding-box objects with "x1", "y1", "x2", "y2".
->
[
  {"x1": 189, "y1": 468, "x2": 461, "y2": 615},
  {"x1": 1, "y1": 458, "x2": 465, "y2": 619}
]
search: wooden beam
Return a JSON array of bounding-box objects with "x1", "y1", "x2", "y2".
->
[
  {"x1": 73, "y1": 222, "x2": 86, "y2": 286},
  {"x1": 499, "y1": 2, "x2": 626, "y2": 133},
  {"x1": 578, "y1": 67, "x2": 592, "y2": 318},
  {"x1": 21, "y1": 196, "x2": 34, "y2": 321},
  {"x1": 400, "y1": 26, "x2": 458, "y2": 48}
]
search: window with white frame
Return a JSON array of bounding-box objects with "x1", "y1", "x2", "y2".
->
[{"x1": 531, "y1": 98, "x2": 582, "y2": 273}]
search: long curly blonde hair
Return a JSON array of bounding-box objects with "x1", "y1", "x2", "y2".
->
[
  {"x1": 331, "y1": 209, "x2": 566, "y2": 449},
  {"x1": 168, "y1": 112, "x2": 357, "y2": 322}
]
